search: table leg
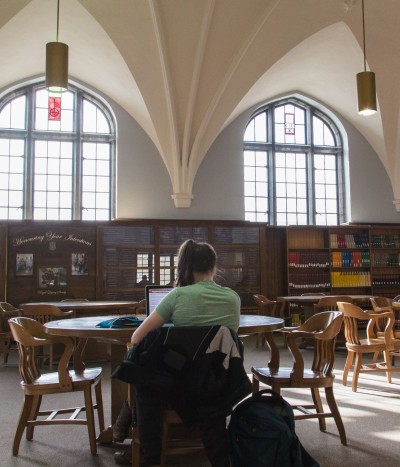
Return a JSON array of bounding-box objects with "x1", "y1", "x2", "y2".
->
[
  {"x1": 264, "y1": 332, "x2": 280, "y2": 371},
  {"x1": 72, "y1": 337, "x2": 87, "y2": 372},
  {"x1": 97, "y1": 342, "x2": 129, "y2": 444}
]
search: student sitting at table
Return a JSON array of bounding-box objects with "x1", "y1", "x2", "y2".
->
[{"x1": 113, "y1": 239, "x2": 247, "y2": 467}]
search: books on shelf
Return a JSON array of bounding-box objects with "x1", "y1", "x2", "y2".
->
[
  {"x1": 329, "y1": 232, "x2": 369, "y2": 248},
  {"x1": 331, "y1": 271, "x2": 371, "y2": 288},
  {"x1": 331, "y1": 251, "x2": 370, "y2": 268}
]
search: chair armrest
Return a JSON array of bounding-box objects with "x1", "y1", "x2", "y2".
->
[{"x1": 366, "y1": 311, "x2": 395, "y2": 344}]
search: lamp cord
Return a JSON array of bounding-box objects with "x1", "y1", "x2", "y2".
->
[
  {"x1": 56, "y1": 0, "x2": 60, "y2": 42},
  {"x1": 361, "y1": 0, "x2": 366, "y2": 72}
]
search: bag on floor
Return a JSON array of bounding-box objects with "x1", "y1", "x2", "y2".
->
[{"x1": 227, "y1": 389, "x2": 320, "y2": 467}]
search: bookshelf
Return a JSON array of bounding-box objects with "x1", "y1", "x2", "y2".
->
[
  {"x1": 286, "y1": 227, "x2": 331, "y2": 294},
  {"x1": 370, "y1": 227, "x2": 400, "y2": 295},
  {"x1": 328, "y1": 227, "x2": 371, "y2": 294},
  {"x1": 285, "y1": 224, "x2": 400, "y2": 298}
]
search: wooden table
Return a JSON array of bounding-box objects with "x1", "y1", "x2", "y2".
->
[
  {"x1": 277, "y1": 294, "x2": 374, "y2": 305},
  {"x1": 44, "y1": 314, "x2": 283, "y2": 442},
  {"x1": 21, "y1": 301, "x2": 139, "y2": 316},
  {"x1": 277, "y1": 294, "x2": 374, "y2": 322}
]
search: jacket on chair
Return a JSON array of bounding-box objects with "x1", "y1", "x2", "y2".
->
[{"x1": 112, "y1": 325, "x2": 252, "y2": 425}]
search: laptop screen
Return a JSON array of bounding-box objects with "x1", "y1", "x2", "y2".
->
[{"x1": 145, "y1": 285, "x2": 173, "y2": 316}]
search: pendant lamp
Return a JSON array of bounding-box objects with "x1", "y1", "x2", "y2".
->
[
  {"x1": 356, "y1": 0, "x2": 376, "y2": 116},
  {"x1": 46, "y1": 0, "x2": 68, "y2": 92}
]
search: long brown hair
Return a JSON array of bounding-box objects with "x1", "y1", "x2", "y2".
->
[{"x1": 175, "y1": 239, "x2": 217, "y2": 287}]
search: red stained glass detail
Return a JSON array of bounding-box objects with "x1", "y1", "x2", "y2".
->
[
  {"x1": 48, "y1": 97, "x2": 61, "y2": 121},
  {"x1": 284, "y1": 112, "x2": 295, "y2": 135}
]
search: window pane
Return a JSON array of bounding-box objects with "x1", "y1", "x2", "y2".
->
[
  {"x1": 83, "y1": 99, "x2": 111, "y2": 134},
  {"x1": 0, "y1": 95, "x2": 26, "y2": 129},
  {"x1": 313, "y1": 115, "x2": 335, "y2": 146}
]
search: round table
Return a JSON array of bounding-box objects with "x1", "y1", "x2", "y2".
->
[{"x1": 44, "y1": 314, "x2": 284, "y2": 442}]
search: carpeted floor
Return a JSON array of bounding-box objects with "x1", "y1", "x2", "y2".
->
[{"x1": 1, "y1": 335, "x2": 399, "y2": 466}]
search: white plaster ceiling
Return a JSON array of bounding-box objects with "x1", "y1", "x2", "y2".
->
[{"x1": 0, "y1": 0, "x2": 398, "y2": 207}]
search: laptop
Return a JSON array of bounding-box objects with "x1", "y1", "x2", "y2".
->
[{"x1": 145, "y1": 285, "x2": 173, "y2": 316}]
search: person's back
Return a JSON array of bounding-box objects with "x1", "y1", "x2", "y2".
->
[
  {"x1": 156, "y1": 279, "x2": 240, "y2": 330},
  {"x1": 114, "y1": 239, "x2": 240, "y2": 467}
]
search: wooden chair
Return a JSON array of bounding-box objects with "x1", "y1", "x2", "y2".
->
[
  {"x1": 251, "y1": 311, "x2": 347, "y2": 445},
  {"x1": 311, "y1": 296, "x2": 354, "y2": 348},
  {"x1": 336, "y1": 301, "x2": 400, "y2": 392},
  {"x1": 0, "y1": 302, "x2": 21, "y2": 363},
  {"x1": 21, "y1": 304, "x2": 75, "y2": 370},
  {"x1": 370, "y1": 296, "x2": 400, "y2": 332},
  {"x1": 131, "y1": 407, "x2": 205, "y2": 467},
  {"x1": 118, "y1": 299, "x2": 147, "y2": 315},
  {"x1": 8, "y1": 316, "x2": 105, "y2": 455},
  {"x1": 253, "y1": 294, "x2": 288, "y2": 347}
]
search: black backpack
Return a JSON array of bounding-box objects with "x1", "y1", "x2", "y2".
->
[{"x1": 227, "y1": 389, "x2": 320, "y2": 467}]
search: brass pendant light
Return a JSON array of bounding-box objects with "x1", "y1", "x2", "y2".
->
[
  {"x1": 356, "y1": 0, "x2": 376, "y2": 116},
  {"x1": 46, "y1": 0, "x2": 68, "y2": 92}
]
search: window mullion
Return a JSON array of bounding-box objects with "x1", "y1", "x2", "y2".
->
[
  {"x1": 25, "y1": 88, "x2": 35, "y2": 220},
  {"x1": 73, "y1": 92, "x2": 82, "y2": 220}
]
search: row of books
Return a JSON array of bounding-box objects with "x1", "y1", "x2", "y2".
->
[
  {"x1": 331, "y1": 271, "x2": 371, "y2": 287},
  {"x1": 371, "y1": 252, "x2": 400, "y2": 267},
  {"x1": 370, "y1": 234, "x2": 400, "y2": 248},
  {"x1": 288, "y1": 272, "x2": 331, "y2": 289},
  {"x1": 329, "y1": 233, "x2": 369, "y2": 248},
  {"x1": 372, "y1": 275, "x2": 400, "y2": 287},
  {"x1": 331, "y1": 251, "x2": 370, "y2": 268},
  {"x1": 288, "y1": 252, "x2": 329, "y2": 268}
]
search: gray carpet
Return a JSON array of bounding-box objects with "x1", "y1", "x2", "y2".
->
[{"x1": 1, "y1": 336, "x2": 399, "y2": 466}]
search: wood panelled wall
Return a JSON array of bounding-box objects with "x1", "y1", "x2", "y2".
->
[{"x1": 2, "y1": 220, "x2": 279, "y2": 309}]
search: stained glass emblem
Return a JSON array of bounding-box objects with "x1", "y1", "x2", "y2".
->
[{"x1": 48, "y1": 97, "x2": 61, "y2": 121}]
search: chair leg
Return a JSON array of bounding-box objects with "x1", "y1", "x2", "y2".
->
[
  {"x1": 342, "y1": 351, "x2": 354, "y2": 386},
  {"x1": 352, "y1": 353, "x2": 363, "y2": 392},
  {"x1": 252, "y1": 376, "x2": 260, "y2": 393},
  {"x1": 310, "y1": 387, "x2": 326, "y2": 432},
  {"x1": 271, "y1": 382, "x2": 281, "y2": 394},
  {"x1": 160, "y1": 416, "x2": 169, "y2": 467},
  {"x1": 83, "y1": 386, "x2": 97, "y2": 455},
  {"x1": 383, "y1": 350, "x2": 392, "y2": 384},
  {"x1": 372, "y1": 351, "x2": 380, "y2": 363},
  {"x1": 132, "y1": 436, "x2": 141, "y2": 467},
  {"x1": 325, "y1": 387, "x2": 347, "y2": 446},
  {"x1": 13, "y1": 394, "x2": 34, "y2": 455},
  {"x1": 94, "y1": 380, "x2": 105, "y2": 432},
  {"x1": 26, "y1": 395, "x2": 42, "y2": 440}
]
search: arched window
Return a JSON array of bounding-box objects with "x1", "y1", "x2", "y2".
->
[
  {"x1": 0, "y1": 82, "x2": 115, "y2": 220},
  {"x1": 243, "y1": 98, "x2": 345, "y2": 225}
]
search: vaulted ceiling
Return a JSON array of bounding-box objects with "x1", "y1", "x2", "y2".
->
[{"x1": 0, "y1": 0, "x2": 399, "y2": 207}]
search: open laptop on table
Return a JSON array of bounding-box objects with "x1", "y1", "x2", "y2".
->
[{"x1": 145, "y1": 285, "x2": 173, "y2": 316}]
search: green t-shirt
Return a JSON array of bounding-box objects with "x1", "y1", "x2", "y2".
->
[{"x1": 156, "y1": 280, "x2": 240, "y2": 331}]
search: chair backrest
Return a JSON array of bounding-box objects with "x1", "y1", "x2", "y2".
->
[
  {"x1": 314, "y1": 296, "x2": 353, "y2": 312},
  {"x1": 0, "y1": 302, "x2": 20, "y2": 312},
  {"x1": 370, "y1": 296, "x2": 393, "y2": 311},
  {"x1": 253, "y1": 294, "x2": 280, "y2": 317},
  {"x1": 301, "y1": 292, "x2": 326, "y2": 296},
  {"x1": 337, "y1": 301, "x2": 395, "y2": 344},
  {"x1": 8, "y1": 316, "x2": 73, "y2": 388},
  {"x1": 285, "y1": 311, "x2": 344, "y2": 381},
  {"x1": 0, "y1": 305, "x2": 21, "y2": 333},
  {"x1": 21, "y1": 304, "x2": 74, "y2": 323}
]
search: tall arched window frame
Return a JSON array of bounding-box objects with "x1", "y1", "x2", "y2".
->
[
  {"x1": 0, "y1": 82, "x2": 116, "y2": 221},
  {"x1": 244, "y1": 98, "x2": 345, "y2": 225}
]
